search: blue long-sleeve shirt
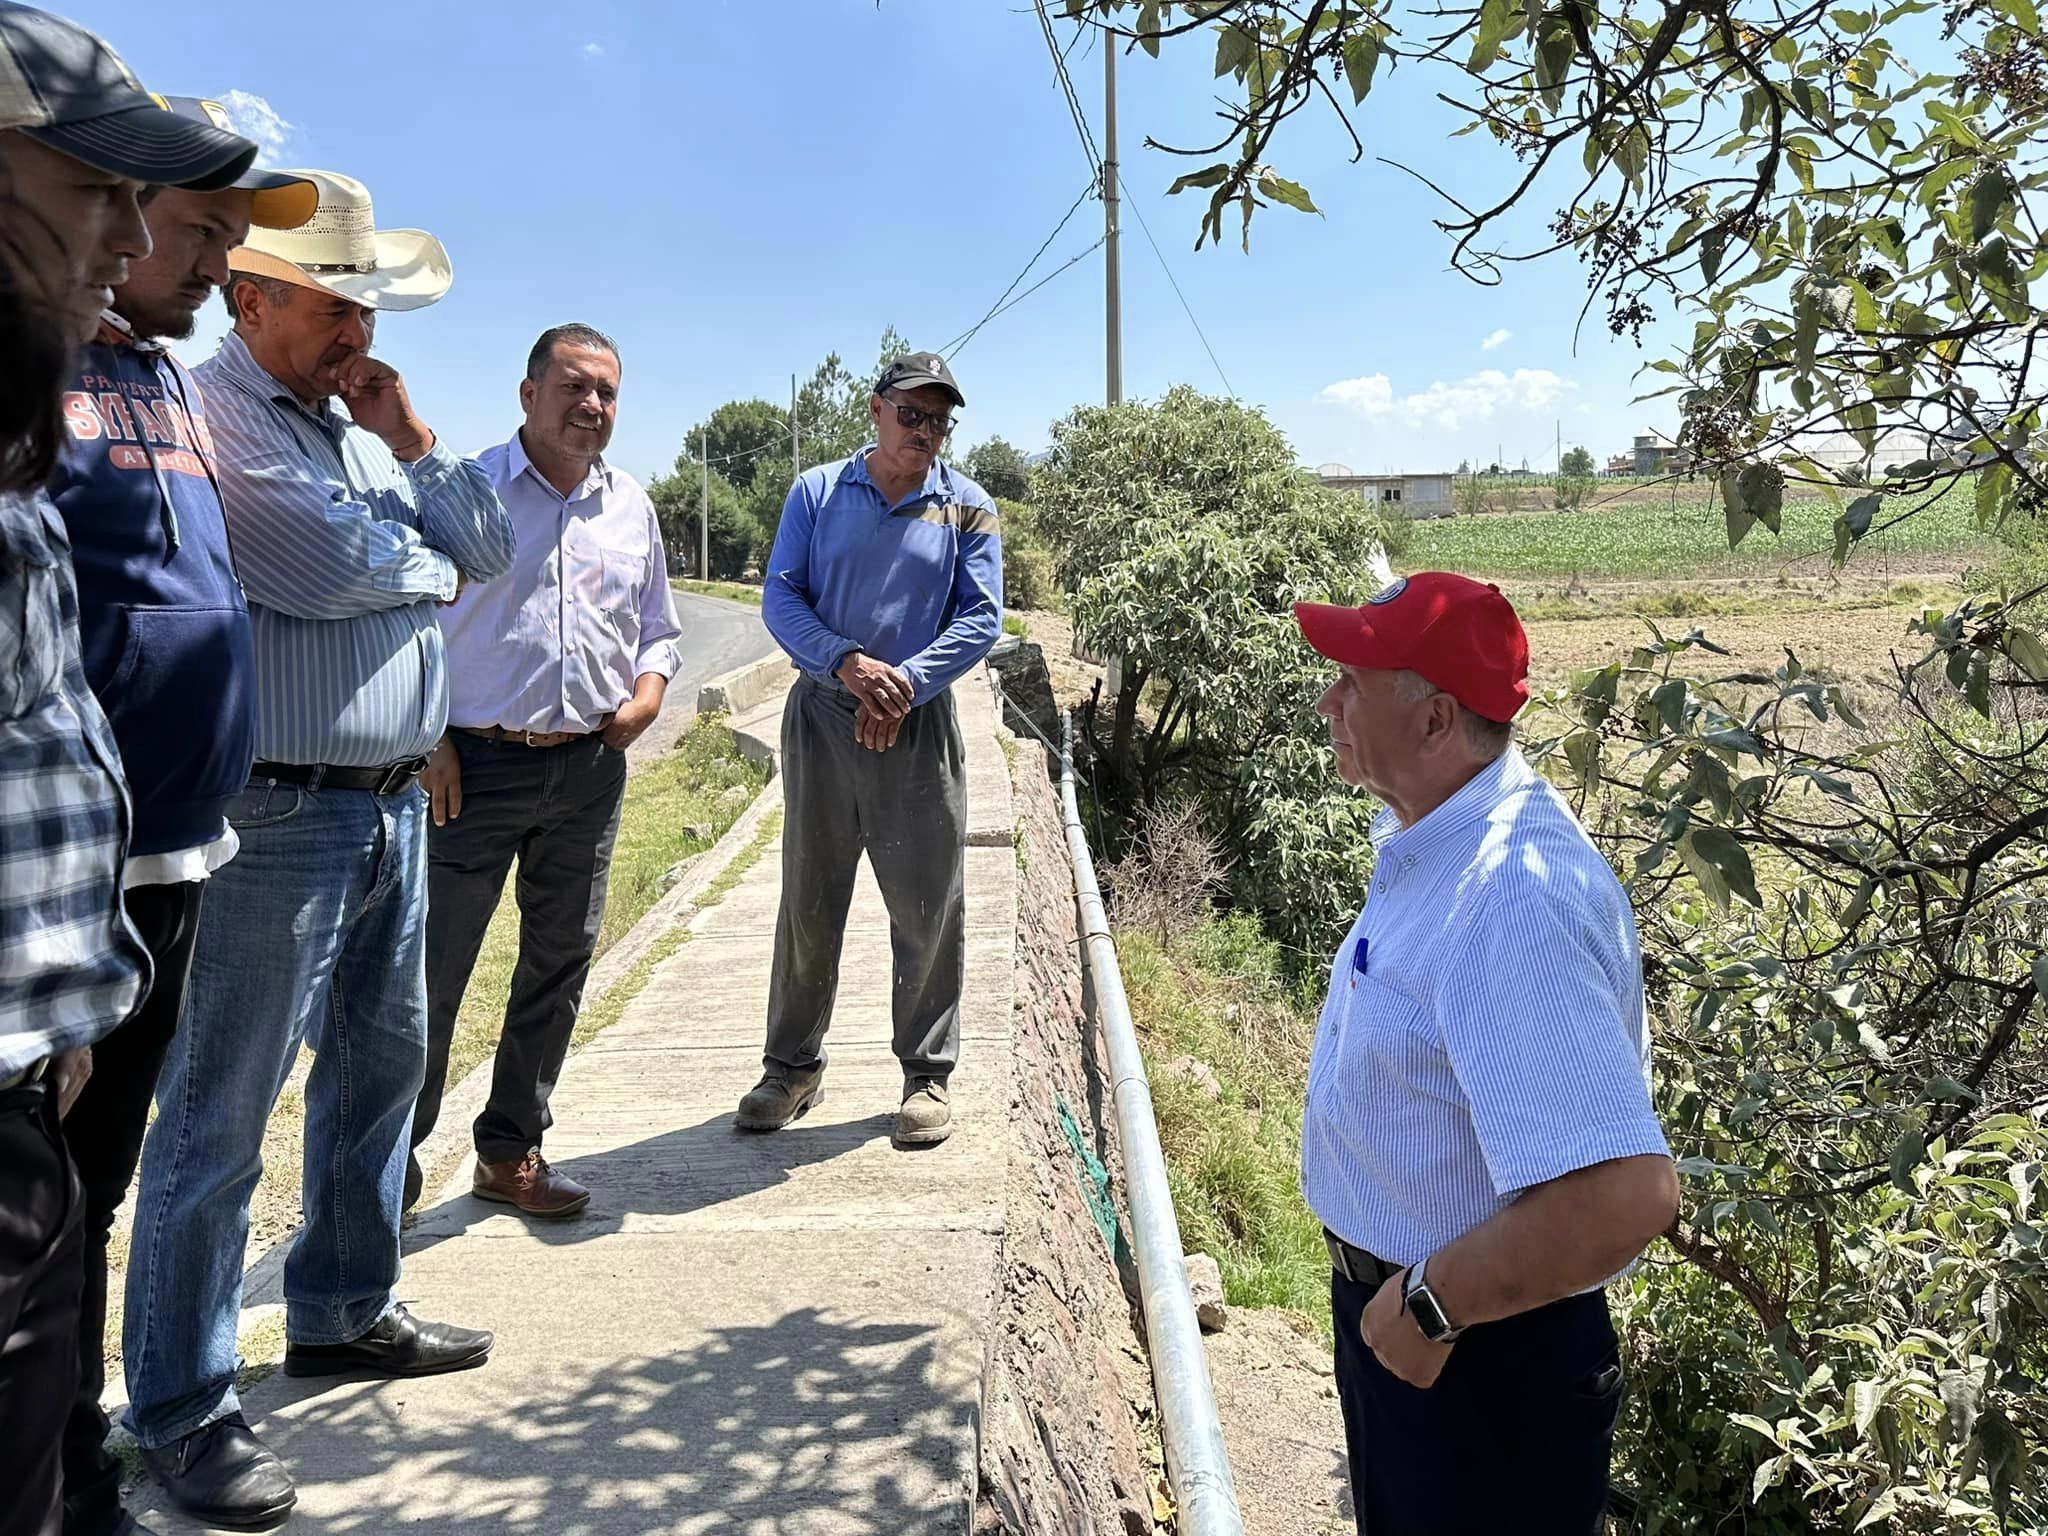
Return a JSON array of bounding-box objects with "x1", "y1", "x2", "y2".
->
[{"x1": 762, "y1": 448, "x2": 1002, "y2": 703}]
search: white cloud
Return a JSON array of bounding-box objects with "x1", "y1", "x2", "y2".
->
[
  {"x1": 1481, "y1": 328, "x2": 1512, "y2": 351},
  {"x1": 1321, "y1": 367, "x2": 1576, "y2": 431},
  {"x1": 216, "y1": 90, "x2": 293, "y2": 168},
  {"x1": 581, "y1": 41, "x2": 605, "y2": 57},
  {"x1": 1317, "y1": 374, "x2": 1395, "y2": 416}
]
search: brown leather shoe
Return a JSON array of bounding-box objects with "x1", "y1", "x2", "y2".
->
[{"x1": 472, "y1": 1148, "x2": 590, "y2": 1218}]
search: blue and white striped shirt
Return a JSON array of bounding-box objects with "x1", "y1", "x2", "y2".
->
[
  {"x1": 0, "y1": 490, "x2": 149, "y2": 1078},
  {"x1": 1301, "y1": 747, "x2": 1669, "y2": 1267},
  {"x1": 192, "y1": 332, "x2": 514, "y2": 766}
]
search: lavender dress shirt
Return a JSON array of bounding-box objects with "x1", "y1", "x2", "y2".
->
[{"x1": 439, "y1": 433, "x2": 682, "y2": 735}]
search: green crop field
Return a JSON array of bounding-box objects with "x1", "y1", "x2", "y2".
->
[{"x1": 1406, "y1": 480, "x2": 1995, "y2": 581}]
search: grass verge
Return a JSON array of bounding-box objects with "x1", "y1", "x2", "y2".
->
[
  {"x1": 674, "y1": 578, "x2": 764, "y2": 606},
  {"x1": 1118, "y1": 913, "x2": 1331, "y2": 1337}
]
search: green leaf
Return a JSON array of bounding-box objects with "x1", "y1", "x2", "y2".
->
[
  {"x1": 1167, "y1": 164, "x2": 1231, "y2": 196},
  {"x1": 1739, "y1": 463, "x2": 1783, "y2": 534},
  {"x1": 1968, "y1": 647, "x2": 1992, "y2": 716},
  {"x1": 1722, "y1": 468, "x2": 1755, "y2": 548},
  {"x1": 1851, "y1": 1379, "x2": 1889, "y2": 1437},
  {"x1": 1840, "y1": 876, "x2": 1878, "y2": 930},
  {"x1": 1689, "y1": 826, "x2": 1761, "y2": 907},
  {"x1": 1890, "y1": 1125, "x2": 1925, "y2": 1192},
  {"x1": 1845, "y1": 492, "x2": 1880, "y2": 540},
  {"x1": 1534, "y1": 16, "x2": 1575, "y2": 111},
  {"x1": 1752, "y1": 1452, "x2": 1791, "y2": 1502},
  {"x1": 1469, "y1": 0, "x2": 1515, "y2": 68},
  {"x1": 1972, "y1": 167, "x2": 2014, "y2": 242},
  {"x1": 2008, "y1": 628, "x2": 2048, "y2": 680},
  {"x1": 1214, "y1": 22, "x2": 1256, "y2": 77},
  {"x1": 1831, "y1": 5, "x2": 1873, "y2": 26},
  {"x1": 1257, "y1": 170, "x2": 1320, "y2": 215},
  {"x1": 1701, "y1": 229, "x2": 1728, "y2": 285},
  {"x1": 1845, "y1": 278, "x2": 1880, "y2": 334},
  {"x1": 2033, "y1": 953, "x2": 2048, "y2": 1004},
  {"x1": 1342, "y1": 31, "x2": 1381, "y2": 101},
  {"x1": 1137, "y1": 0, "x2": 1161, "y2": 56},
  {"x1": 1975, "y1": 460, "x2": 2012, "y2": 529}
]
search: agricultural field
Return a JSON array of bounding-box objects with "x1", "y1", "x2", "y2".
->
[{"x1": 1407, "y1": 479, "x2": 1995, "y2": 581}]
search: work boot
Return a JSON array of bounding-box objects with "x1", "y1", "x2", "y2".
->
[
  {"x1": 473, "y1": 1147, "x2": 590, "y2": 1218},
  {"x1": 894, "y1": 1076, "x2": 953, "y2": 1147},
  {"x1": 734, "y1": 1068, "x2": 826, "y2": 1131}
]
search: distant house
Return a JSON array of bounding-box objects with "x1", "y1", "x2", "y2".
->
[
  {"x1": 1313, "y1": 464, "x2": 1455, "y2": 519},
  {"x1": 1605, "y1": 453, "x2": 1635, "y2": 477},
  {"x1": 1632, "y1": 430, "x2": 1693, "y2": 476}
]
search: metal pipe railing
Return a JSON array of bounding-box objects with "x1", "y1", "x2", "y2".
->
[{"x1": 1057, "y1": 710, "x2": 1245, "y2": 1536}]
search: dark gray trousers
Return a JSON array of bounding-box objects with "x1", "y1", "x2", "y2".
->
[
  {"x1": 763, "y1": 677, "x2": 966, "y2": 1080},
  {"x1": 409, "y1": 732, "x2": 627, "y2": 1196}
]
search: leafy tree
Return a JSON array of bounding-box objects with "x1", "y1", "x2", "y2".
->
[
  {"x1": 962, "y1": 436, "x2": 1035, "y2": 501},
  {"x1": 1557, "y1": 446, "x2": 1598, "y2": 509},
  {"x1": 1561, "y1": 445, "x2": 1596, "y2": 478},
  {"x1": 1035, "y1": 386, "x2": 1400, "y2": 955},
  {"x1": 1056, "y1": 5, "x2": 2048, "y2": 1525},
  {"x1": 648, "y1": 463, "x2": 772, "y2": 580},
  {"x1": 688, "y1": 400, "x2": 790, "y2": 494}
]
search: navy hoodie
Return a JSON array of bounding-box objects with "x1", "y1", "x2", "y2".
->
[{"x1": 49, "y1": 319, "x2": 256, "y2": 858}]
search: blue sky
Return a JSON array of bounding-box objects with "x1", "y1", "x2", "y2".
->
[{"x1": 76, "y1": 0, "x2": 1691, "y2": 484}]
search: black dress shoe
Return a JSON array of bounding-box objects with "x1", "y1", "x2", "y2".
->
[
  {"x1": 139, "y1": 1413, "x2": 296, "y2": 1531},
  {"x1": 282, "y1": 1302, "x2": 494, "y2": 1378}
]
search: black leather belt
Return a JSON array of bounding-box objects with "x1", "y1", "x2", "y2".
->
[
  {"x1": 0, "y1": 1056, "x2": 50, "y2": 1093},
  {"x1": 1325, "y1": 1228, "x2": 1405, "y2": 1287},
  {"x1": 251, "y1": 756, "x2": 430, "y2": 797}
]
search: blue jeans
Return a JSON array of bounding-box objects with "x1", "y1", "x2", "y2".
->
[{"x1": 123, "y1": 780, "x2": 429, "y2": 1449}]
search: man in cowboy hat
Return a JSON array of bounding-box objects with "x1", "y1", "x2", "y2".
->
[
  {"x1": 43, "y1": 95, "x2": 315, "y2": 1536},
  {"x1": 738, "y1": 353, "x2": 1002, "y2": 1148},
  {"x1": 0, "y1": 11, "x2": 257, "y2": 1532},
  {"x1": 122, "y1": 168, "x2": 513, "y2": 1530}
]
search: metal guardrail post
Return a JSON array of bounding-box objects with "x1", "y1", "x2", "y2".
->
[{"x1": 1057, "y1": 710, "x2": 1246, "y2": 1536}]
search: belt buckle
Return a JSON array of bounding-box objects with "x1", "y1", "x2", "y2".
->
[
  {"x1": 376, "y1": 755, "x2": 428, "y2": 795},
  {"x1": 522, "y1": 729, "x2": 544, "y2": 747}
]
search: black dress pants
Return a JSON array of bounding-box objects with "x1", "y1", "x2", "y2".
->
[
  {"x1": 1330, "y1": 1264, "x2": 1625, "y2": 1535},
  {"x1": 59, "y1": 879, "x2": 206, "y2": 1536},
  {"x1": 0, "y1": 1079, "x2": 86, "y2": 1536},
  {"x1": 408, "y1": 733, "x2": 626, "y2": 1205}
]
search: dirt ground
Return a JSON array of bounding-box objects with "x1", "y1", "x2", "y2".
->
[{"x1": 1205, "y1": 1310, "x2": 1354, "y2": 1536}]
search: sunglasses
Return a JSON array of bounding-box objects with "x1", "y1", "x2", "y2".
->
[{"x1": 883, "y1": 393, "x2": 957, "y2": 438}]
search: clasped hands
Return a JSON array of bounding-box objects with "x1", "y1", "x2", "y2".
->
[{"x1": 836, "y1": 651, "x2": 914, "y2": 752}]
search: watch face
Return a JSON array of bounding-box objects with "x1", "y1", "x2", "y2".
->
[{"x1": 1411, "y1": 1287, "x2": 1453, "y2": 1340}]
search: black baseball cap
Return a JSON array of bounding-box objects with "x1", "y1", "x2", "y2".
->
[
  {"x1": 876, "y1": 351, "x2": 965, "y2": 409},
  {"x1": 0, "y1": 4, "x2": 255, "y2": 189},
  {"x1": 154, "y1": 97, "x2": 316, "y2": 228}
]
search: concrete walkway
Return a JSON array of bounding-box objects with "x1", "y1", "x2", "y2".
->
[{"x1": 133, "y1": 670, "x2": 1017, "y2": 1535}]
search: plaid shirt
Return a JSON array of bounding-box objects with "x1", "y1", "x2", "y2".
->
[{"x1": 0, "y1": 488, "x2": 149, "y2": 1078}]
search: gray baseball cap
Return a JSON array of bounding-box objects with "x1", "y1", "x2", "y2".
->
[{"x1": 0, "y1": 4, "x2": 255, "y2": 188}]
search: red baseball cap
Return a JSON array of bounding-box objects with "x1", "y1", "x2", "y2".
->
[{"x1": 1294, "y1": 572, "x2": 1530, "y2": 723}]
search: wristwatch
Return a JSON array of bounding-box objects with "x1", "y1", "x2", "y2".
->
[{"x1": 1402, "y1": 1256, "x2": 1463, "y2": 1343}]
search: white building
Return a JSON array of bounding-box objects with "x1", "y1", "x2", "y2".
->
[{"x1": 1313, "y1": 464, "x2": 1455, "y2": 518}]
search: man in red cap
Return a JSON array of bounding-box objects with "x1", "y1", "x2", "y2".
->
[{"x1": 1292, "y1": 572, "x2": 1678, "y2": 1536}]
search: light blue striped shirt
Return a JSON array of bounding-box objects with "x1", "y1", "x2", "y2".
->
[
  {"x1": 1301, "y1": 747, "x2": 1669, "y2": 1266},
  {"x1": 193, "y1": 332, "x2": 514, "y2": 766}
]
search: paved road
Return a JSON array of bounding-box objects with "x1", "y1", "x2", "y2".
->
[{"x1": 629, "y1": 588, "x2": 778, "y2": 769}]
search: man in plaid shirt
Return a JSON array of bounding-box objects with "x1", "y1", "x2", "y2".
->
[{"x1": 0, "y1": 5, "x2": 257, "y2": 1529}]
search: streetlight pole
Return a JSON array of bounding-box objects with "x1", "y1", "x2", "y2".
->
[{"x1": 1104, "y1": 36, "x2": 1122, "y2": 406}]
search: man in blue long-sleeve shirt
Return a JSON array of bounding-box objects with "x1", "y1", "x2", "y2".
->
[
  {"x1": 124, "y1": 170, "x2": 513, "y2": 1529},
  {"x1": 739, "y1": 352, "x2": 1002, "y2": 1148}
]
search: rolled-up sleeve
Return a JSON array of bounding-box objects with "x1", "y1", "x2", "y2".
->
[{"x1": 1434, "y1": 888, "x2": 1670, "y2": 1198}]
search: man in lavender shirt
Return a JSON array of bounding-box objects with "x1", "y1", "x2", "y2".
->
[{"x1": 407, "y1": 323, "x2": 680, "y2": 1218}]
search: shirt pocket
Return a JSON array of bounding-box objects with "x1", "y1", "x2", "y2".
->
[{"x1": 599, "y1": 546, "x2": 646, "y2": 651}]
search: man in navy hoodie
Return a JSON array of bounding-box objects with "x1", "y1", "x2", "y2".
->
[{"x1": 44, "y1": 97, "x2": 315, "y2": 1536}]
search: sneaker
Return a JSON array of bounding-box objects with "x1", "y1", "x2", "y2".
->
[
  {"x1": 734, "y1": 1068, "x2": 826, "y2": 1131},
  {"x1": 894, "y1": 1076, "x2": 953, "y2": 1147}
]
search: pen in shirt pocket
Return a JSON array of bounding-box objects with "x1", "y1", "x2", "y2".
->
[{"x1": 1350, "y1": 937, "x2": 1369, "y2": 987}]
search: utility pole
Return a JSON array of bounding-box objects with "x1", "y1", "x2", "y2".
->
[
  {"x1": 1104, "y1": 36, "x2": 1122, "y2": 406},
  {"x1": 699, "y1": 430, "x2": 709, "y2": 581},
  {"x1": 791, "y1": 374, "x2": 801, "y2": 481},
  {"x1": 1556, "y1": 420, "x2": 1562, "y2": 477}
]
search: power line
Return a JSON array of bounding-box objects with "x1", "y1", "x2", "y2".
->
[
  {"x1": 942, "y1": 237, "x2": 1108, "y2": 361},
  {"x1": 1116, "y1": 170, "x2": 1235, "y2": 399},
  {"x1": 942, "y1": 179, "x2": 1099, "y2": 360},
  {"x1": 1036, "y1": 0, "x2": 1101, "y2": 175}
]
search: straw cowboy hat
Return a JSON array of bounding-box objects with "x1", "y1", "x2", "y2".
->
[{"x1": 228, "y1": 168, "x2": 452, "y2": 311}]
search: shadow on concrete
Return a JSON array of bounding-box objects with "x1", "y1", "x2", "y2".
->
[
  {"x1": 173, "y1": 1311, "x2": 968, "y2": 1534},
  {"x1": 401, "y1": 1111, "x2": 895, "y2": 1260}
]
